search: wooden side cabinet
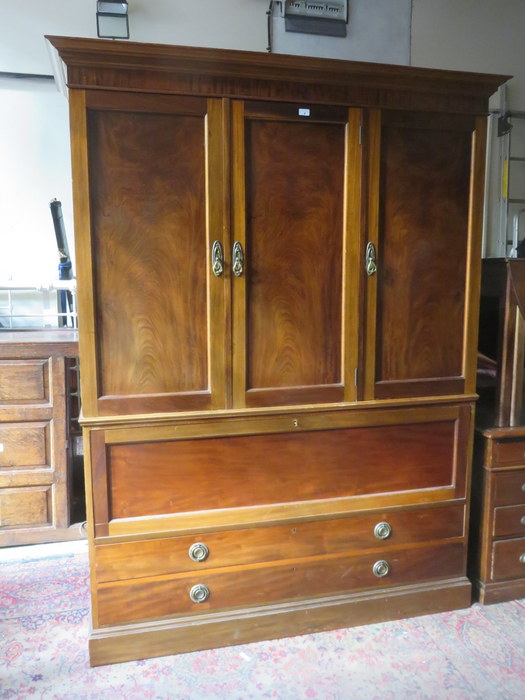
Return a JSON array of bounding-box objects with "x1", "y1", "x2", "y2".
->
[
  {"x1": 470, "y1": 259, "x2": 525, "y2": 602},
  {"x1": 47, "y1": 36, "x2": 508, "y2": 666},
  {"x1": 0, "y1": 331, "x2": 84, "y2": 546}
]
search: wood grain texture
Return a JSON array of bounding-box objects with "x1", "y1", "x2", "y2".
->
[
  {"x1": 0, "y1": 422, "x2": 48, "y2": 468},
  {"x1": 107, "y1": 421, "x2": 457, "y2": 519},
  {"x1": 47, "y1": 36, "x2": 509, "y2": 117},
  {"x1": 0, "y1": 486, "x2": 51, "y2": 528},
  {"x1": 0, "y1": 336, "x2": 82, "y2": 546},
  {"x1": 89, "y1": 106, "x2": 208, "y2": 399},
  {"x1": 244, "y1": 118, "x2": 345, "y2": 394},
  {"x1": 493, "y1": 469, "x2": 525, "y2": 506},
  {"x1": 89, "y1": 579, "x2": 472, "y2": 664},
  {"x1": 491, "y1": 537, "x2": 525, "y2": 581},
  {"x1": 493, "y1": 504, "x2": 525, "y2": 538},
  {"x1": 0, "y1": 360, "x2": 47, "y2": 403},
  {"x1": 94, "y1": 503, "x2": 465, "y2": 583},
  {"x1": 96, "y1": 541, "x2": 465, "y2": 625},
  {"x1": 375, "y1": 114, "x2": 474, "y2": 396}
]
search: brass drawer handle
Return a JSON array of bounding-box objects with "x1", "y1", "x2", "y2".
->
[
  {"x1": 520, "y1": 554, "x2": 525, "y2": 564},
  {"x1": 189, "y1": 584, "x2": 210, "y2": 603},
  {"x1": 211, "y1": 240, "x2": 224, "y2": 277},
  {"x1": 374, "y1": 522, "x2": 392, "y2": 540},
  {"x1": 232, "y1": 241, "x2": 244, "y2": 277},
  {"x1": 372, "y1": 560, "x2": 390, "y2": 578},
  {"x1": 521, "y1": 483, "x2": 525, "y2": 492},
  {"x1": 188, "y1": 542, "x2": 209, "y2": 562},
  {"x1": 521, "y1": 516, "x2": 525, "y2": 526}
]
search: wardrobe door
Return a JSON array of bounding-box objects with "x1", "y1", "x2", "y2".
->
[
  {"x1": 73, "y1": 92, "x2": 229, "y2": 417},
  {"x1": 364, "y1": 110, "x2": 486, "y2": 400},
  {"x1": 231, "y1": 101, "x2": 363, "y2": 408}
]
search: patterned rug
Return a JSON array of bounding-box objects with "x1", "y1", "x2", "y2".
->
[{"x1": 1, "y1": 543, "x2": 524, "y2": 699}]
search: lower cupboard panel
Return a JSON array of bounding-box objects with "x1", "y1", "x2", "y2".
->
[{"x1": 96, "y1": 541, "x2": 465, "y2": 626}]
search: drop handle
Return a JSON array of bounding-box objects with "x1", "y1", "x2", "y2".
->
[
  {"x1": 211, "y1": 240, "x2": 224, "y2": 277},
  {"x1": 232, "y1": 241, "x2": 244, "y2": 277},
  {"x1": 365, "y1": 242, "x2": 377, "y2": 277}
]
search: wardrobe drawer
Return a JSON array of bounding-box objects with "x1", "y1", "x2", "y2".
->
[
  {"x1": 96, "y1": 541, "x2": 465, "y2": 626},
  {"x1": 95, "y1": 503, "x2": 465, "y2": 583},
  {"x1": 493, "y1": 504, "x2": 525, "y2": 538},
  {"x1": 491, "y1": 439, "x2": 525, "y2": 468},
  {"x1": 491, "y1": 538, "x2": 525, "y2": 581},
  {"x1": 493, "y1": 470, "x2": 525, "y2": 507},
  {"x1": 106, "y1": 421, "x2": 457, "y2": 519}
]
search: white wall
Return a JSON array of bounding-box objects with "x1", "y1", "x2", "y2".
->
[
  {"x1": 412, "y1": 0, "x2": 525, "y2": 109},
  {"x1": 0, "y1": 76, "x2": 74, "y2": 282}
]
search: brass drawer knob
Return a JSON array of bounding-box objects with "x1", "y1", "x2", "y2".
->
[
  {"x1": 519, "y1": 554, "x2": 525, "y2": 564},
  {"x1": 522, "y1": 483, "x2": 525, "y2": 492},
  {"x1": 521, "y1": 516, "x2": 525, "y2": 526},
  {"x1": 372, "y1": 560, "x2": 390, "y2": 578},
  {"x1": 188, "y1": 542, "x2": 209, "y2": 562},
  {"x1": 374, "y1": 522, "x2": 392, "y2": 540},
  {"x1": 189, "y1": 584, "x2": 210, "y2": 603}
]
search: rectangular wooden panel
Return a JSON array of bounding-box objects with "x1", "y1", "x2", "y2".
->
[
  {"x1": 493, "y1": 504, "x2": 525, "y2": 538},
  {"x1": 0, "y1": 422, "x2": 49, "y2": 469},
  {"x1": 491, "y1": 537, "x2": 525, "y2": 581},
  {"x1": 491, "y1": 438, "x2": 525, "y2": 468},
  {"x1": 96, "y1": 542, "x2": 465, "y2": 625},
  {"x1": 231, "y1": 101, "x2": 360, "y2": 408},
  {"x1": 0, "y1": 360, "x2": 48, "y2": 403},
  {"x1": 373, "y1": 112, "x2": 474, "y2": 398},
  {"x1": 83, "y1": 93, "x2": 228, "y2": 416},
  {"x1": 95, "y1": 503, "x2": 464, "y2": 583},
  {"x1": 107, "y1": 420, "x2": 457, "y2": 519},
  {"x1": 0, "y1": 486, "x2": 51, "y2": 528},
  {"x1": 493, "y1": 470, "x2": 525, "y2": 506}
]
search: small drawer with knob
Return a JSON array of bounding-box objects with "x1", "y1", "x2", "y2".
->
[
  {"x1": 492, "y1": 470, "x2": 525, "y2": 507},
  {"x1": 491, "y1": 537, "x2": 525, "y2": 581},
  {"x1": 490, "y1": 439, "x2": 525, "y2": 468},
  {"x1": 94, "y1": 503, "x2": 465, "y2": 584},
  {"x1": 96, "y1": 541, "x2": 465, "y2": 626},
  {"x1": 493, "y1": 504, "x2": 525, "y2": 538}
]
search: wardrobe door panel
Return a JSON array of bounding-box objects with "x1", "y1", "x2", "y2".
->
[
  {"x1": 365, "y1": 112, "x2": 481, "y2": 400},
  {"x1": 232, "y1": 101, "x2": 362, "y2": 408},
  {"x1": 78, "y1": 93, "x2": 228, "y2": 416}
]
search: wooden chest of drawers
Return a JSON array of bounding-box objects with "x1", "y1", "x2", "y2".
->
[
  {"x1": 469, "y1": 431, "x2": 525, "y2": 603},
  {"x1": 0, "y1": 331, "x2": 83, "y2": 546}
]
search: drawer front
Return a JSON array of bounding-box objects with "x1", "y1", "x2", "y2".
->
[
  {"x1": 96, "y1": 541, "x2": 465, "y2": 626},
  {"x1": 95, "y1": 503, "x2": 465, "y2": 583},
  {"x1": 493, "y1": 504, "x2": 525, "y2": 538},
  {"x1": 0, "y1": 422, "x2": 49, "y2": 469},
  {"x1": 0, "y1": 486, "x2": 51, "y2": 528},
  {"x1": 107, "y1": 421, "x2": 457, "y2": 519},
  {"x1": 0, "y1": 360, "x2": 48, "y2": 404},
  {"x1": 491, "y1": 538, "x2": 525, "y2": 581},
  {"x1": 493, "y1": 470, "x2": 525, "y2": 507},
  {"x1": 491, "y1": 438, "x2": 525, "y2": 468}
]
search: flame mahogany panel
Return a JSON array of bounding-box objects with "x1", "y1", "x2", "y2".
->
[
  {"x1": 376, "y1": 113, "x2": 473, "y2": 385},
  {"x1": 107, "y1": 420, "x2": 457, "y2": 519},
  {"x1": 88, "y1": 105, "x2": 209, "y2": 399},
  {"x1": 244, "y1": 118, "x2": 345, "y2": 392}
]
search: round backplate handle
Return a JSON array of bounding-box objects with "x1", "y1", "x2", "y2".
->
[
  {"x1": 189, "y1": 584, "x2": 210, "y2": 604},
  {"x1": 372, "y1": 560, "x2": 390, "y2": 578},
  {"x1": 188, "y1": 542, "x2": 209, "y2": 563}
]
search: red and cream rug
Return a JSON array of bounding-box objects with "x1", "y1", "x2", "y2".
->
[{"x1": 1, "y1": 542, "x2": 524, "y2": 699}]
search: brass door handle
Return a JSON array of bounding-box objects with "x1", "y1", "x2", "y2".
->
[
  {"x1": 232, "y1": 241, "x2": 244, "y2": 277},
  {"x1": 211, "y1": 240, "x2": 224, "y2": 277},
  {"x1": 366, "y1": 242, "x2": 377, "y2": 276}
]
